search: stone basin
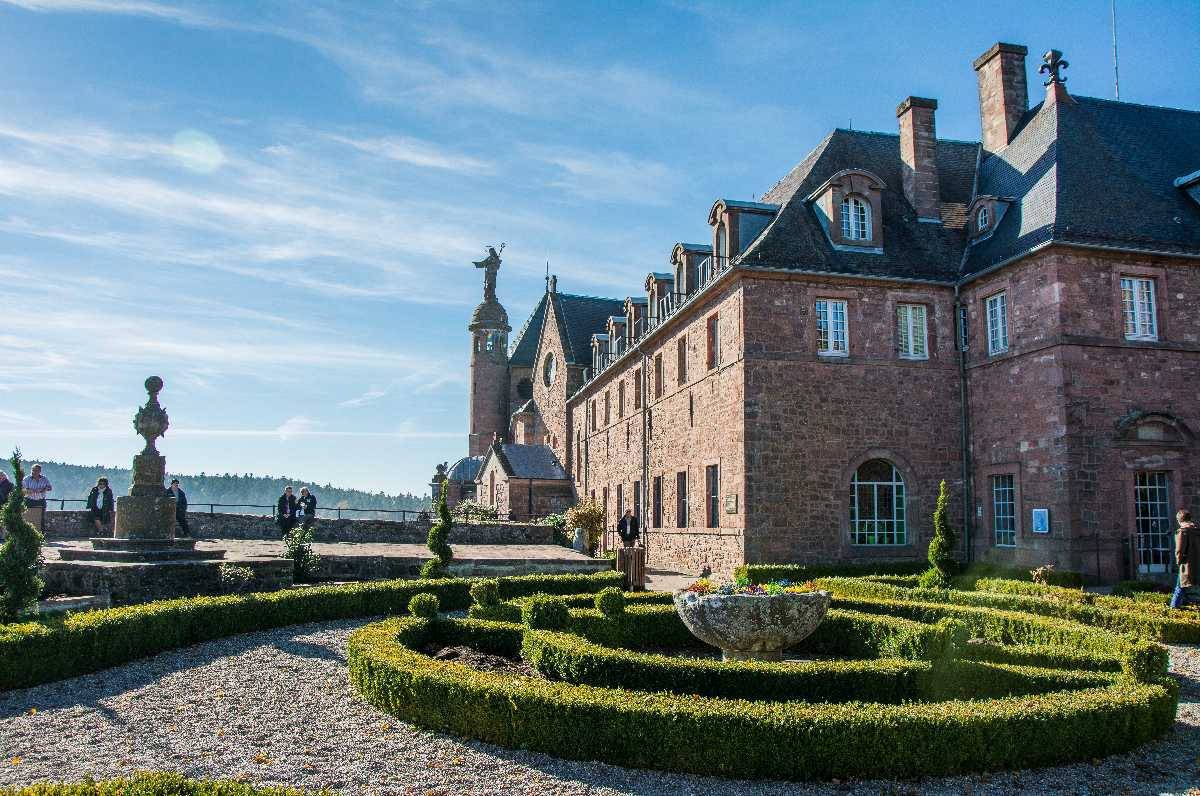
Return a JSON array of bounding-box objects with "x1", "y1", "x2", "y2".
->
[{"x1": 672, "y1": 589, "x2": 832, "y2": 661}]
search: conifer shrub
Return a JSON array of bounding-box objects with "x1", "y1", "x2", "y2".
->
[
  {"x1": 918, "y1": 480, "x2": 958, "y2": 589},
  {"x1": 0, "y1": 450, "x2": 44, "y2": 623},
  {"x1": 409, "y1": 592, "x2": 440, "y2": 619},
  {"x1": 594, "y1": 586, "x2": 626, "y2": 618},
  {"x1": 282, "y1": 525, "x2": 320, "y2": 582},
  {"x1": 421, "y1": 477, "x2": 454, "y2": 579}
]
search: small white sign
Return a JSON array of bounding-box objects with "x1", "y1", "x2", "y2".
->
[{"x1": 1031, "y1": 508, "x2": 1050, "y2": 534}]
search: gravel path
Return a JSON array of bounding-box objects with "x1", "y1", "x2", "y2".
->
[{"x1": 0, "y1": 620, "x2": 1197, "y2": 796}]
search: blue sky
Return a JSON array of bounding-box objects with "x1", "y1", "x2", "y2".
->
[{"x1": 0, "y1": 0, "x2": 1196, "y2": 497}]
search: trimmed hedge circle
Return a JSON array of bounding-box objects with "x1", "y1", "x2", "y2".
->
[{"x1": 348, "y1": 610, "x2": 1178, "y2": 781}]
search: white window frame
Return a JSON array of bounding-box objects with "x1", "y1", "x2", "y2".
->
[
  {"x1": 985, "y1": 292, "x2": 1009, "y2": 355},
  {"x1": 815, "y1": 299, "x2": 849, "y2": 357},
  {"x1": 850, "y1": 460, "x2": 907, "y2": 546},
  {"x1": 991, "y1": 474, "x2": 1016, "y2": 547},
  {"x1": 897, "y1": 303, "x2": 928, "y2": 360},
  {"x1": 840, "y1": 196, "x2": 871, "y2": 241},
  {"x1": 977, "y1": 205, "x2": 990, "y2": 232},
  {"x1": 1120, "y1": 277, "x2": 1158, "y2": 341}
]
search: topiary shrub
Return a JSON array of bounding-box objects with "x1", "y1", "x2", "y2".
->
[
  {"x1": 421, "y1": 477, "x2": 454, "y2": 579},
  {"x1": 919, "y1": 480, "x2": 958, "y2": 589},
  {"x1": 565, "y1": 498, "x2": 605, "y2": 556},
  {"x1": 282, "y1": 525, "x2": 320, "y2": 582},
  {"x1": 0, "y1": 450, "x2": 44, "y2": 623},
  {"x1": 522, "y1": 595, "x2": 569, "y2": 630},
  {"x1": 1121, "y1": 639, "x2": 1169, "y2": 683},
  {"x1": 470, "y1": 578, "x2": 500, "y2": 607},
  {"x1": 409, "y1": 592, "x2": 440, "y2": 619},
  {"x1": 594, "y1": 587, "x2": 626, "y2": 618}
]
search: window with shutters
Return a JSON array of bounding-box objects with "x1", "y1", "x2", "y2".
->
[
  {"x1": 1120, "y1": 277, "x2": 1158, "y2": 341},
  {"x1": 897, "y1": 303, "x2": 928, "y2": 360}
]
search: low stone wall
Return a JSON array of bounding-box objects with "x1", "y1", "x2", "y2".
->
[
  {"x1": 35, "y1": 510, "x2": 554, "y2": 545},
  {"x1": 41, "y1": 558, "x2": 294, "y2": 606}
]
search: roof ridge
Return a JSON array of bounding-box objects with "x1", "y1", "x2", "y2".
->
[
  {"x1": 832, "y1": 128, "x2": 981, "y2": 146},
  {"x1": 1074, "y1": 94, "x2": 1200, "y2": 116},
  {"x1": 557, "y1": 291, "x2": 626, "y2": 303}
]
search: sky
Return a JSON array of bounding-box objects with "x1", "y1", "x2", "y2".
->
[{"x1": 0, "y1": 0, "x2": 1197, "y2": 497}]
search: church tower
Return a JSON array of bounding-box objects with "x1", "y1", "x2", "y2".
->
[{"x1": 467, "y1": 246, "x2": 511, "y2": 457}]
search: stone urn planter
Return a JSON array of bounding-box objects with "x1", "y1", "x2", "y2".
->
[{"x1": 673, "y1": 588, "x2": 832, "y2": 661}]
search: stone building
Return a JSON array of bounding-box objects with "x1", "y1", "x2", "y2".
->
[{"x1": 438, "y1": 41, "x2": 1200, "y2": 582}]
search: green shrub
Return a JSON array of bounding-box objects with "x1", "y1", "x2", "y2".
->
[
  {"x1": 736, "y1": 560, "x2": 926, "y2": 584},
  {"x1": 522, "y1": 595, "x2": 570, "y2": 630},
  {"x1": 470, "y1": 578, "x2": 500, "y2": 607},
  {"x1": 919, "y1": 479, "x2": 959, "y2": 589},
  {"x1": 0, "y1": 772, "x2": 320, "y2": 796},
  {"x1": 567, "y1": 604, "x2": 700, "y2": 650},
  {"x1": 1112, "y1": 580, "x2": 1171, "y2": 597},
  {"x1": 421, "y1": 479, "x2": 454, "y2": 579},
  {"x1": 1122, "y1": 639, "x2": 1170, "y2": 683},
  {"x1": 495, "y1": 570, "x2": 622, "y2": 599},
  {"x1": 409, "y1": 592, "x2": 440, "y2": 619},
  {"x1": 217, "y1": 563, "x2": 255, "y2": 595},
  {"x1": 469, "y1": 589, "x2": 667, "y2": 623},
  {"x1": 0, "y1": 570, "x2": 624, "y2": 691},
  {"x1": 958, "y1": 640, "x2": 1123, "y2": 672},
  {"x1": 282, "y1": 525, "x2": 320, "y2": 582},
  {"x1": 564, "y1": 499, "x2": 605, "y2": 556},
  {"x1": 594, "y1": 587, "x2": 626, "y2": 618},
  {"x1": 0, "y1": 451, "x2": 44, "y2": 622},
  {"x1": 349, "y1": 617, "x2": 1178, "y2": 782}
]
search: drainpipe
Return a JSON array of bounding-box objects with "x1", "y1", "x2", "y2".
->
[{"x1": 955, "y1": 284, "x2": 974, "y2": 564}]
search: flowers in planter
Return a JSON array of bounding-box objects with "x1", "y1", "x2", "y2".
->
[{"x1": 684, "y1": 578, "x2": 818, "y2": 596}]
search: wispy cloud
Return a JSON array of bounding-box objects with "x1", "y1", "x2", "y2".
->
[
  {"x1": 533, "y1": 147, "x2": 679, "y2": 206},
  {"x1": 326, "y1": 134, "x2": 495, "y2": 175}
]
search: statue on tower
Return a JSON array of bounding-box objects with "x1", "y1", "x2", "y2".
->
[{"x1": 473, "y1": 243, "x2": 505, "y2": 302}]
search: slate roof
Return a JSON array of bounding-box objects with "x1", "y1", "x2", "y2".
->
[
  {"x1": 743, "y1": 129, "x2": 979, "y2": 282},
  {"x1": 509, "y1": 291, "x2": 626, "y2": 368},
  {"x1": 478, "y1": 443, "x2": 569, "y2": 481},
  {"x1": 446, "y1": 455, "x2": 482, "y2": 483},
  {"x1": 963, "y1": 94, "x2": 1200, "y2": 276}
]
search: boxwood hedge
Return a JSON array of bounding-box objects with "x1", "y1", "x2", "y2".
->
[
  {"x1": 0, "y1": 773, "x2": 318, "y2": 796},
  {"x1": 348, "y1": 615, "x2": 1177, "y2": 781},
  {"x1": 0, "y1": 570, "x2": 622, "y2": 691}
]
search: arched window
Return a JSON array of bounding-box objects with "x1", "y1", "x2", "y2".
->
[
  {"x1": 977, "y1": 205, "x2": 990, "y2": 232},
  {"x1": 840, "y1": 195, "x2": 871, "y2": 241},
  {"x1": 542, "y1": 352, "x2": 557, "y2": 387},
  {"x1": 850, "y1": 459, "x2": 906, "y2": 545},
  {"x1": 715, "y1": 223, "x2": 727, "y2": 261}
]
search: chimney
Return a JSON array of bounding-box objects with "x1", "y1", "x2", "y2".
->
[
  {"x1": 548, "y1": 274, "x2": 557, "y2": 294},
  {"x1": 896, "y1": 96, "x2": 941, "y2": 222},
  {"x1": 973, "y1": 42, "x2": 1029, "y2": 153}
]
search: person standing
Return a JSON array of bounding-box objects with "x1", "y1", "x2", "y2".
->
[
  {"x1": 22, "y1": 464, "x2": 52, "y2": 509},
  {"x1": 0, "y1": 471, "x2": 13, "y2": 508},
  {"x1": 167, "y1": 478, "x2": 189, "y2": 537},
  {"x1": 297, "y1": 486, "x2": 318, "y2": 531},
  {"x1": 1172, "y1": 510, "x2": 1199, "y2": 610},
  {"x1": 86, "y1": 477, "x2": 115, "y2": 533},
  {"x1": 616, "y1": 508, "x2": 640, "y2": 548},
  {"x1": 276, "y1": 486, "x2": 297, "y2": 536}
]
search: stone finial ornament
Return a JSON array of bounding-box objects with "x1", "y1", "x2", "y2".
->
[
  {"x1": 1039, "y1": 49, "x2": 1069, "y2": 85},
  {"x1": 133, "y1": 376, "x2": 169, "y2": 455}
]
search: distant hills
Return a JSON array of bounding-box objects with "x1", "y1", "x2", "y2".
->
[{"x1": 16, "y1": 460, "x2": 430, "y2": 514}]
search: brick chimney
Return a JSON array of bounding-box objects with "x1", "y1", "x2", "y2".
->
[
  {"x1": 973, "y1": 43, "x2": 1028, "y2": 153},
  {"x1": 896, "y1": 96, "x2": 940, "y2": 222}
]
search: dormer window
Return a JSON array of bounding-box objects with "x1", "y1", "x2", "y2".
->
[
  {"x1": 806, "y1": 169, "x2": 884, "y2": 253},
  {"x1": 967, "y1": 196, "x2": 1011, "y2": 242},
  {"x1": 976, "y1": 205, "x2": 990, "y2": 232},
  {"x1": 841, "y1": 196, "x2": 871, "y2": 240}
]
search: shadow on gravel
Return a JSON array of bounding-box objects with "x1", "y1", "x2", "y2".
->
[{"x1": 0, "y1": 618, "x2": 366, "y2": 719}]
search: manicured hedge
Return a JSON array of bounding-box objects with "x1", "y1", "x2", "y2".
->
[
  {"x1": 958, "y1": 640, "x2": 1124, "y2": 672},
  {"x1": 0, "y1": 772, "x2": 318, "y2": 796},
  {"x1": 737, "y1": 560, "x2": 927, "y2": 583},
  {"x1": 468, "y1": 590, "x2": 671, "y2": 623},
  {"x1": 818, "y1": 576, "x2": 1200, "y2": 643},
  {"x1": 0, "y1": 570, "x2": 623, "y2": 691},
  {"x1": 349, "y1": 616, "x2": 1177, "y2": 781}
]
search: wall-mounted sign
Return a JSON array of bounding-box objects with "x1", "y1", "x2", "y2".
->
[
  {"x1": 725, "y1": 494, "x2": 738, "y2": 514},
  {"x1": 1031, "y1": 508, "x2": 1050, "y2": 534}
]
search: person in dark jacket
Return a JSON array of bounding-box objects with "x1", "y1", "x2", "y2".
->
[
  {"x1": 167, "y1": 478, "x2": 189, "y2": 536},
  {"x1": 297, "y1": 486, "x2": 318, "y2": 531},
  {"x1": 0, "y1": 471, "x2": 13, "y2": 508},
  {"x1": 616, "y1": 508, "x2": 640, "y2": 548},
  {"x1": 1172, "y1": 510, "x2": 1199, "y2": 609},
  {"x1": 86, "y1": 477, "x2": 115, "y2": 532},
  {"x1": 277, "y1": 486, "x2": 297, "y2": 536}
]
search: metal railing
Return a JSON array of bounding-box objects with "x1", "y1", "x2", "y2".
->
[
  {"x1": 586, "y1": 255, "x2": 731, "y2": 385},
  {"x1": 46, "y1": 498, "x2": 431, "y2": 522}
]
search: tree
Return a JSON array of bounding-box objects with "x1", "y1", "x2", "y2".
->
[
  {"x1": 565, "y1": 498, "x2": 605, "y2": 556},
  {"x1": 919, "y1": 479, "x2": 959, "y2": 589},
  {"x1": 0, "y1": 449, "x2": 44, "y2": 622},
  {"x1": 420, "y1": 478, "x2": 454, "y2": 578}
]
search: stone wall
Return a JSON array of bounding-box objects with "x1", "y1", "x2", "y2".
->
[
  {"x1": 34, "y1": 510, "x2": 555, "y2": 545},
  {"x1": 41, "y1": 558, "x2": 293, "y2": 606}
]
